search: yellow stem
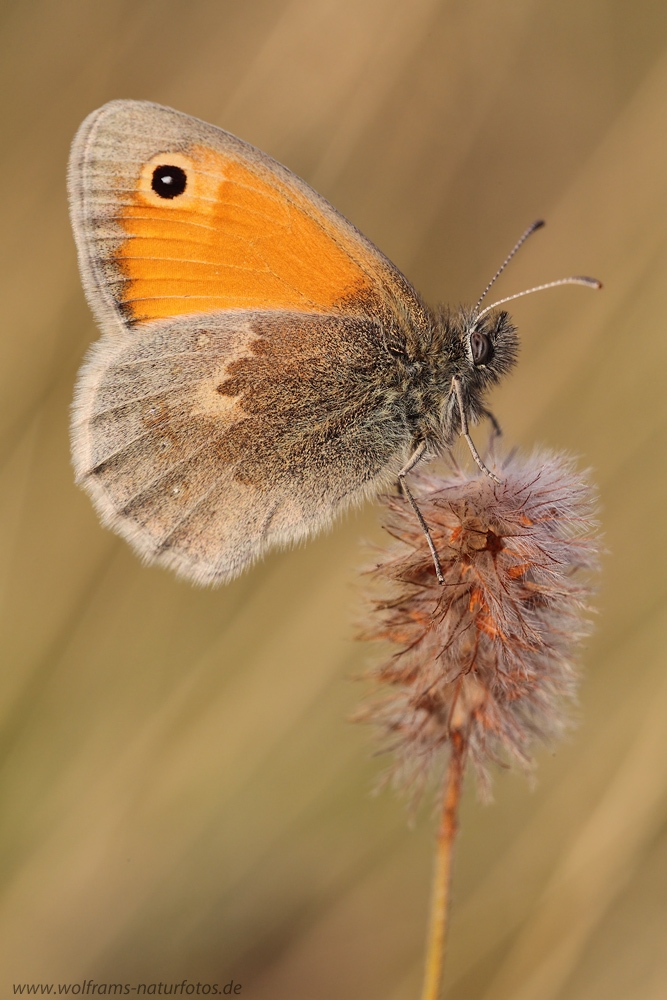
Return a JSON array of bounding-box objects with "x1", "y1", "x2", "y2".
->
[{"x1": 420, "y1": 733, "x2": 466, "y2": 1000}]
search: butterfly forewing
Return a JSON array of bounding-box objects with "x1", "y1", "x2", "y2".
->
[{"x1": 68, "y1": 100, "x2": 425, "y2": 334}]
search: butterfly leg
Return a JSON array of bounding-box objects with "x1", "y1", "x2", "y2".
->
[
  {"x1": 398, "y1": 442, "x2": 445, "y2": 585},
  {"x1": 480, "y1": 406, "x2": 502, "y2": 438},
  {"x1": 451, "y1": 377, "x2": 502, "y2": 485}
]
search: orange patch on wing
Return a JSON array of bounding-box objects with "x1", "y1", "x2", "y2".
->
[{"x1": 116, "y1": 146, "x2": 371, "y2": 323}]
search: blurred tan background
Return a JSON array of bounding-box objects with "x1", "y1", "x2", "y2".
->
[{"x1": 1, "y1": 1, "x2": 667, "y2": 997}]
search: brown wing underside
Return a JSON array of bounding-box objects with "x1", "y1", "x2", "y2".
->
[{"x1": 71, "y1": 310, "x2": 410, "y2": 585}]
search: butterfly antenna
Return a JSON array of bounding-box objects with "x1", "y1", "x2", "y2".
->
[
  {"x1": 473, "y1": 219, "x2": 545, "y2": 314},
  {"x1": 476, "y1": 274, "x2": 602, "y2": 321}
]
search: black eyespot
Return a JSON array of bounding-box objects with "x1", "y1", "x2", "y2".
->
[
  {"x1": 470, "y1": 330, "x2": 493, "y2": 366},
  {"x1": 151, "y1": 164, "x2": 187, "y2": 199}
]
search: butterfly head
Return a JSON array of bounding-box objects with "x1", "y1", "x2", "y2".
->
[
  {"x1": 432, "y1": 219, "x2": 601, "y2": 453},
  {"x1": 419, "y1": 305, "x2": 518, "y2": 447},
  {"x1": 462, "y1": 307, "x2": 519, "y2": 388}
]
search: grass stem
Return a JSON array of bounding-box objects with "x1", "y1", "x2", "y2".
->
[{"x1": 420, "y1": 732, "x2": 466, "y2": 1000}]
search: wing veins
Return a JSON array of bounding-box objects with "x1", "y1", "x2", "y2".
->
[
  {"x1": 83, "y1": 382, "x2": 201, "y2": 418},
  {"x1": 117, "y1": 433, "x2": 239, "y2": 513},
  {"x1": 153, "y1": 479, "x2": 228, "y2": 554}
]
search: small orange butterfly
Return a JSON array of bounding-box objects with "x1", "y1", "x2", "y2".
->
[{"x1": 68, "y1": 101, "x2": 599, "y2": 586}]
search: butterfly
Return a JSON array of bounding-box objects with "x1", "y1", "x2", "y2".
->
[{"x1": 68, "y1": 100, "x2": 599, "y2": 586}]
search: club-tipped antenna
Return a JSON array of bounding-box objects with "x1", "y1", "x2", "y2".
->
[
  {"x1": 476, "y1": 275, "x2": 602, "y2": 321},
  {"x1": 473, "y1": 219, "x2": 545, "y2": 314}
]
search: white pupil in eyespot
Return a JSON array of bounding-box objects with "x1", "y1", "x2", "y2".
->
[{"x1": 151, "y1": 165, "x2": 187, "y2": 198}]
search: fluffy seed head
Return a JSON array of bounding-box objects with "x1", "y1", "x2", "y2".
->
[{"x1": 357, "y1": 449, "x2": 601, "y2": 801}]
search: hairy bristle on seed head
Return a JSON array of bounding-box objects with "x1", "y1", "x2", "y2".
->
[{"x1": 356, "y1": 449, "x2": 601, "y2": 804}]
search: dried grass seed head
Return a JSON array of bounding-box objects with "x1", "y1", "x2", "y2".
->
[{"x1": 357, "y1": 449, "x2": 601, "y2": 801}]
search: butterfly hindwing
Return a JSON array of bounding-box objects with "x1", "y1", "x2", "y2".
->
[{"x1": 71, "y1": 310, "x2": 408, "y2": 584}]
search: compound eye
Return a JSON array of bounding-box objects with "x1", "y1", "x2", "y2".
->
[
  {"x1": 151, "y1": 164, "x2": 187, "y2": 199},
  {"x1": 470, "y1": 330, "x2": 492, "y2": 365}
]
